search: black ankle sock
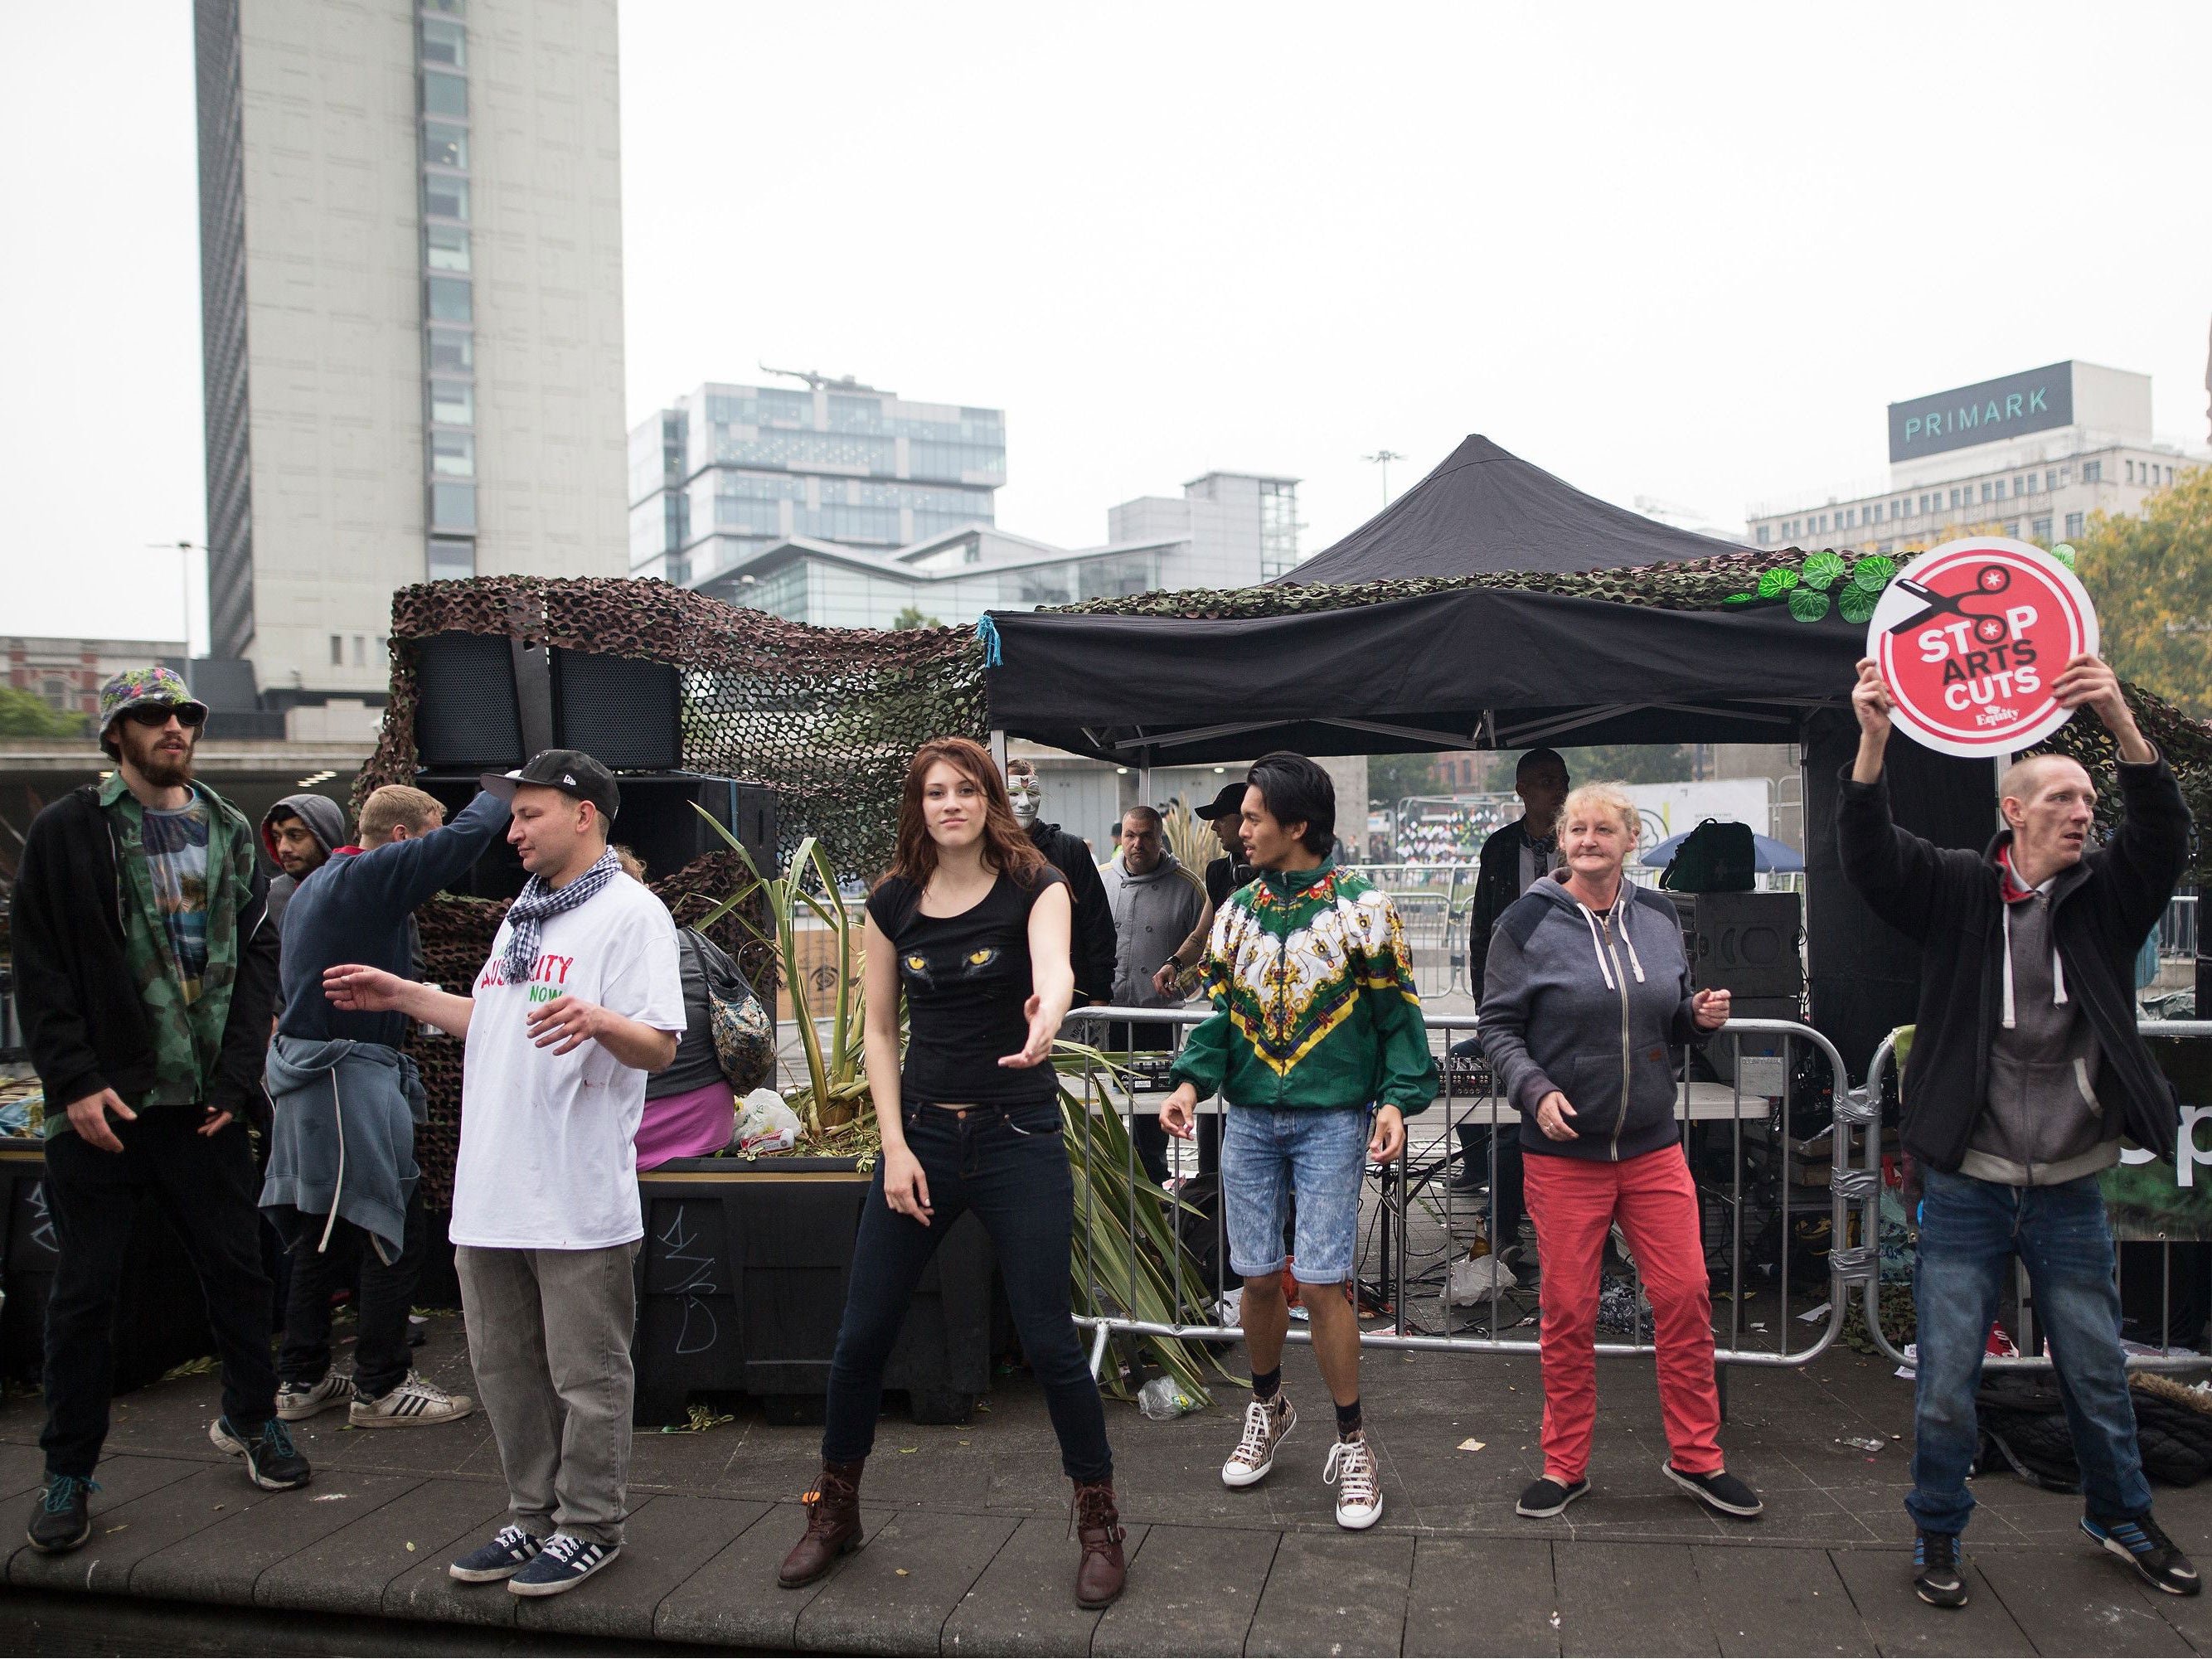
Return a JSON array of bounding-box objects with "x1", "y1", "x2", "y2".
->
[
  {"x1": 1336, "y1": 1397, "x2": 1362, "y2": 1438},
  {"x1": 1252, "y1": 1366, "x2": 1282, "y2": 1402}
]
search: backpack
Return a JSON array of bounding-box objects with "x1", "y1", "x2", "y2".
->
[
  {"x1": 1660, "y1": 819, "x2": 1756, "y2": 893},
  {"x1": 681, "y1": 928, "x2": 774, "y2": 1094}
]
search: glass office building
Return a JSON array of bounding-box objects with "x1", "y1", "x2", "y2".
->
[{"x1": 629, "y1": 381, "x2": 1004, "y2": 589}]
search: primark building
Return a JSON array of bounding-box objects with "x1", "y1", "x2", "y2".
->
[{"x1": 1749, "y1": 361, "x2": 2207, "y2": 555}]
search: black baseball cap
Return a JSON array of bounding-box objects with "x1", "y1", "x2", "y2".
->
[
  {"x1": 1194, "y1": 780, "x2": 1249, "y2": 822},
  {"x1": 480, "y1": 749, "x2": 621, "y2": 821}
]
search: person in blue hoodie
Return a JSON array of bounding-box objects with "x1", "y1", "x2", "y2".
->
[{"x1": 261, "y1": 782, "x2": 508, "y2": 1429}]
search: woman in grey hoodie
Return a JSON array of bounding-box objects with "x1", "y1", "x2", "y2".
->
[{"x1": 1479, "y1": 783, "x2": 1757, "y2": 1525}]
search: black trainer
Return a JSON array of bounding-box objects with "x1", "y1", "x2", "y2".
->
[
  {"x1": 209, "y1": 1415, "x2": 313, "y2": 1491},
  {"x1": 1914, "y1": 1530, "x2": 1968, "y2": 1608},
  {"x1": 1664, "y1": 1464, "x2": 1763, "y2": 1519},
  {"x1": 25, "y1": 1474, "x2": 97, "y2": 1554},
  {"x1": 2082, "y1": 1512, "x2": 2203, "y2": 1597},
  {"x1": 1515, "y1": 1475, "x2": 1589, "y2": 1518}
]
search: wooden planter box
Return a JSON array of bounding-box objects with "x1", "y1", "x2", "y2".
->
[{"x1": 631, "y1": 1156, "x2": 994, "y2": 1429}]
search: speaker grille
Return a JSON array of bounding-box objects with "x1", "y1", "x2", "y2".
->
[
  {"x1": 553, "y1": 650, "x2": 681, "y2": 772},
  {"x1": 415, "y1": 633, "x2": 524, "y2": 772}
]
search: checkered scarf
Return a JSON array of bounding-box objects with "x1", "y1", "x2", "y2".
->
[{"x1": 501, "y1": 847, "x2": 620, "y2": 985}]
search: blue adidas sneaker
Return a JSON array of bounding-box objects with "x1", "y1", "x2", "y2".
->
[
  {"x1": 449, "y1": 1524, "x2": 544, "y2": 1583},
  {"x1": 507, "y1": 1531, "x2": 620, "y2": 1597},
  {"x1": 2082, "y1": 1512, "x2": 2202, "y2": 1597}
]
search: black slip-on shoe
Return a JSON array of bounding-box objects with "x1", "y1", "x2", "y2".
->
[
  {"x1": 1516, "y1": 1475, "x2": 1589, "y2": 1518},
  {"x1": 1664, "y1": 1463, "x2": 1763, "y2": 1519}
]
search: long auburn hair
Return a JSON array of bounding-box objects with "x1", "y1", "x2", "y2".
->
[{"x1": 885, "y1": 737, "x2": 1048, "y2": 890}]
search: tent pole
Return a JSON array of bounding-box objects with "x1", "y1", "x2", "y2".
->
[
  {"x1": 988, "y1": 729, "x2": 1008, "y2": 772},
  {"x1": 1137, "y1": 765, "x2": 1152, "y2": 811}
]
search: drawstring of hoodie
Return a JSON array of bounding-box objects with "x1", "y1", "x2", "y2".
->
[
  {"x1": 1574, "y1": 895, "x2": 1644, "y2": 990},
  {"x1": 1996, "y1": 846, "x2": 2068, "y2": 1031},
  {"x1": 1998, "y1": 900, "x2": 2068, "y2": 1030}
]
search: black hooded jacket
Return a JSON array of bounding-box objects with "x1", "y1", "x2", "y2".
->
[
  {"x1": 1027, "y1": 819, "x2": 1116, "y2": 1006},
  {"x1": 1836, "y1": 752, "x2": 2190, "y2": 1170}
]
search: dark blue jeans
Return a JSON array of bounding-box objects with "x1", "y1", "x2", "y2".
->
[
  {"x1": 822, "y1": 1097, "x2": 1112, "y2": 1483},
  {"x1": 1909, "y1": 1166, "x2": 2151, "y2": 1535}
]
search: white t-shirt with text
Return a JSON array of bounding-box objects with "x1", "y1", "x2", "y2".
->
[{"x1": 449, "y1": 872, "x2": 686, "y2": 1250}]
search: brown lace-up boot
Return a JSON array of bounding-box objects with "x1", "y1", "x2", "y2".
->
[
  {"x1": 1071, "y1": 1478, "x2": 1127, "y2": 1608},
  {"x1": 779, "y1": 1459, "x2": 864, "y2": 1588}
]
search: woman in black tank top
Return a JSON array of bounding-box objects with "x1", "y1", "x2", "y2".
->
[{"x1": 777, "y1": 738, "x2": 1124, "y2": 1609}]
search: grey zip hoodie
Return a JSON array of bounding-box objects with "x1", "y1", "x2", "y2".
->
[
  {"x1": 1960, "y1": 851, "x2": 2114, "y2": 1186},
  {"x1": 1478, "y1": 874, "x2": 1705, "y2": 1162}
]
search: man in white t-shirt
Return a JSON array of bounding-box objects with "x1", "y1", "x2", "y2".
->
[{"x1": 323, "y1": 749, "x2": 682, "y2": 1599}]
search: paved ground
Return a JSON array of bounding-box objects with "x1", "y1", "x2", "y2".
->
[{"x1": 6, "y1": 1310, "x2": 2212, "y2": 1656}]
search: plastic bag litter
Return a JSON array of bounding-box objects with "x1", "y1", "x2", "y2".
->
[
  {"x1": 1446, "y1": 1254, "x2": 1521, "y2": 1305},
  {"x1": 1136, "y1": 1376, "x2": 1201, "y2": 1420},
  {"x1": 733, "y1": 1089, "x2": 802, "y2": 1156}
]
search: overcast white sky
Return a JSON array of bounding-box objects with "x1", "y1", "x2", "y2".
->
[{"x1": 6, "y1": 2, "x2": 2209, "y2": 653}]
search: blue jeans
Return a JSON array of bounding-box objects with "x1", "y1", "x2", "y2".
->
[
  {"x1": 822, "y1": 1097, "x2": 1111, "y2": 1483},
  {"x1": 1909, "y1": 1166, "x2": 2151, "y2": 1535},
  {"x1": 1220, "y1": 1106, "x2": 1370, "y2": 1285}
]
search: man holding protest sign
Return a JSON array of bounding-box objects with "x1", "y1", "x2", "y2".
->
[{"x1": 1841, "y1": 614, "x2": 2196, "y2": 1611}]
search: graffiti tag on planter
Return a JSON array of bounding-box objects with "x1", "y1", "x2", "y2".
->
[{"x1": 1868, "y1": 536, "x2": 2099, "y2": 759}]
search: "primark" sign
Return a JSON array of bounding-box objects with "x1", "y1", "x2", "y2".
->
[{"x1": 1888, "y1": 361, "x2": 2074, "y2": 463}]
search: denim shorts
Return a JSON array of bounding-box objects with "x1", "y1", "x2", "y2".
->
[{"x1": 1220, "y1": 1105, "x2": 1370, "y2": 1285}]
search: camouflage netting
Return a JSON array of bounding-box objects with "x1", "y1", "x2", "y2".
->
[{"x1": 361, "y1": 575, "x2": 987, "y2": 1203}]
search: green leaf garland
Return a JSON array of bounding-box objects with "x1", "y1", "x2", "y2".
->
[
  {"x1": 1788, "y1": 587, "x2": 1832, "y2": 623},
  {"x1": 1837, "y1": 585, "x2": 1880, "y2": 626},
  {"x1": 1801, "y1": 551, "x2": 1846, "y2": 591},
  {"x1": 1757, "y1": 567, "x2": 1799, "y2": 599},
  {"x1": 1850, "y1": 555, "x2": 1896, "y2": 593}
]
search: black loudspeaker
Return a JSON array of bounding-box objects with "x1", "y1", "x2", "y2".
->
[
  {"x1": 410, "y1": 773, "x2": 775, "y2": 901},
  {"x1": 552, "y1": 649, "x2": 681, "y2": 773},
  {"x1": 1667, "y1": 891, "x2": 1803, "y2": 999},
  {"x1": 615, "y1": 776, "x2": 776, "y2": 886},
  {"x1": 414, "y1": 635, "x2": 683, "y2": 774},
  {"x1": 415, "y1": 633, "x2": 526, "y2": 772}
]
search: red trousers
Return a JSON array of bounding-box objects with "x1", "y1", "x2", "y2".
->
[{"x1": 1522, "y1": 1143, "x2": 1722, "y2": 1482}]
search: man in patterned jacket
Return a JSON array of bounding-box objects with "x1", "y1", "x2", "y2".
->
[
  {"x1": 12, "y1": 668, "x2": 305, "y2": 1555},
  {"x1": 1161, "y1": 751, "x2": 1437, "y2": 1531}
]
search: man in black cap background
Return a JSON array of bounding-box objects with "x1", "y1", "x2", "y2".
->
[
  {"x1": 1195, "y1": 780, "x2": 1255, "y2": 914},
  {"x1": 323, "y1": 749, "x2": 684, "y2": 1598},
  {"x1": 1454, "y1": 749, "x2": 1573, "y2": 1256}
]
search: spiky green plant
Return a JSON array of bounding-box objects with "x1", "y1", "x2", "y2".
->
[{"x1": 691, "y1": 813, "x2": 866, "y2": 1139}]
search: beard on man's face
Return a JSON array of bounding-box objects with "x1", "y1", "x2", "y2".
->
[{"x1": 119, "y1": 719, "x2": 198, "y2": 788}]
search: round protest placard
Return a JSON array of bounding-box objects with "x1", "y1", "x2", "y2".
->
[{"x1": 1867, "y1": 536, "x2": 2099, "y2": 759}]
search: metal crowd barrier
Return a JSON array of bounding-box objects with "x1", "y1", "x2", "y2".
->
[
  {"x1": 1061, "y1": 1005, "x2": 1857, "y2": 1380},
  {"x1": 1849, "y1": 1020, "x2": 2212, "y2": 1375}
]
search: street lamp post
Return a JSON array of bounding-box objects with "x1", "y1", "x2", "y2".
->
[
  {"x1": 1363, "y1": 449, "x2": 1404, "y2": 509},
  {"x1": 147, "y1": 540, "x2": 206, "y2": 658}
]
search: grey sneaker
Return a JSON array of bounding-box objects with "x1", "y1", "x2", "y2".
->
[
  {"x1": 350, "y1": 1371, "x2": 474, "y2": 1429},
  {"x1": 276, "y1": 1374, "x2": 354, "y2": 1422}
]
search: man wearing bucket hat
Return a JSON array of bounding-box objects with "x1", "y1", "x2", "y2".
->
[
  {"x1": 12, "y1": 667, "x2": 307, "y2": 1553},
  {"x1": 322, "y1": 749, "x2": 683, "y2": 1598}
]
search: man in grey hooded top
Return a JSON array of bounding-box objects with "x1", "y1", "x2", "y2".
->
[
  {"x1": 261, "y1": 793, "x2": 347, "y2": 930},
  {"x1": 1100, "y1": 806, "x2": 1211, "y2": 1183}
]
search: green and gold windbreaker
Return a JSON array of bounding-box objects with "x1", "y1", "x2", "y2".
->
[{"x1": 1168, "y1": 858, "x2": 1438, "y2": 1114}]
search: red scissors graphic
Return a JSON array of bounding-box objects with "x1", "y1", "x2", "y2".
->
[{"x1": 1888, "y1": 564, "x2": 2012, "y2": 645}]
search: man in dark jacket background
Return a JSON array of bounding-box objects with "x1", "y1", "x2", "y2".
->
[
  {"x1": 1840, "y1": 650, "x2": 2196, "y2": 1609},
  {"x1": 1005, "y1": 758, "x2": 1115, "y2": 1006},
  {"x1": 1452, "y1": 748, "x2": 1571, "y2": 1238},
  {"x1": 10, "y1": 667, "x2": 307, "y2": 1554}
]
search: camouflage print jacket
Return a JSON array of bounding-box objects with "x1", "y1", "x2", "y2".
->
[{"x1": 10, "y1": 776, "x2": 277, "y2": 1138}]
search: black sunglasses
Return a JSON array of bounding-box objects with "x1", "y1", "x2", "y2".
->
[{"x1": 123, "y1": 702, "x2": 207, "y2": 729}]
